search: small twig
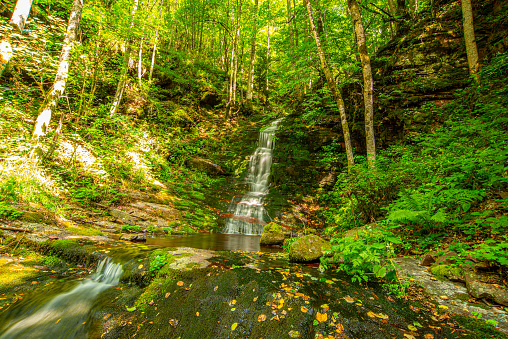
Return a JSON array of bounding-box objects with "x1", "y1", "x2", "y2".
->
[{"x1": 11, "y1": 230, "x2": 26, "y2": 255}]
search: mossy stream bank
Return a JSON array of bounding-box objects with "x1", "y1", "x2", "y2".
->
[{"x1": 1, "y1": 238, "x2": 507, "y2": 339}]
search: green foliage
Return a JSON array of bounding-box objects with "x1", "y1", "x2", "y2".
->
[
  {"x1": 43, "y1": 255, "x2": 62, "y2": 267},
  {"x1": 321, "y1": 225, "x2": 401, "y2": 283},
  {"x1": 148, "y1": 250, "x2": 169, "y2": 278},
  {"x1": 0, "y1": 202, "x2": 21, "y2": 220}
]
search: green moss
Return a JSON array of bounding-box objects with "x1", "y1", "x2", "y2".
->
[
  {"x1": 67, "y1": 226, "x2": 104, "y2": 236},
  {"x1": 453, "y1": 314, "x2": 508, "y2": 339},
  {"x1": 430, "y1": 264, "x2": 462, "y2": 280},
  {"x1": 52, "y1": 239, "x2": 78, "y2": 250}
]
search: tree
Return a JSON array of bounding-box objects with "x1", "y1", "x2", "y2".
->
[
  {"x1": 347, "y1": 0, "x2": 376, "y2": 168},
  {"x1": 30, "y1": 0, "x2": 83, "y2": 159},
  {"x1": 304, "y1": 0, "x2": 354, "y2": 169},
  {"x1": 0, "y1": 0, "x2": 33, "y2": 74},
  {"x1": 245, "y1": 0, "x2": 259, "y2": 107},
  {"x1": 461, "y1": 0, "x2": 479, "y2": 77}
]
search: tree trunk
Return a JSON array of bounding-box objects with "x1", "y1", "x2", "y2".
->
[
  {"x1": 0, "y1": 0, "x2": 33, "y2": 74},
  {"x1": 387, "y1": 0, "x2": 397, "y2": 35},
  {"x1": 110, "y1": 0, "x2": 138, "y2": 115},
  {"x1": 149, "y1": 0, "x2": 164, "y2": 82},
  {"x1": 30, "y1": 0, "x2": 83, "y2": 159},
  {"x1": 461, "y1": 0, "x2": 479, "y2": 77},
  {"x1": 348, "y1": 0, "x2": 375, "y2": 168},
  {"x1": 265, "y1": 0, "x2": 270, "y2": 98},
  {"x1": 246, "y1": 0, "x2": 258, "y2": 105},
  {"x1": 304, "y1": 0, "x2": 354, "y2": 169}
]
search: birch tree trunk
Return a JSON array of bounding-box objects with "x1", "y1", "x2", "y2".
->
[
  {"x1": 304, "y1": 0, "x2": 354, "y2": 169},
  {"x1": 265, "y1": 0, "x2": 270, "y2": 98},
  {"x1": 246, "y1": 0, "x2": 258, "y2": 105},
  {"x1": 461, "y1": 0, "x2": 479, "y2": 77},
  {"x1": 1, "y1": 0, "x2": 33, "y2": 74},
  {"x1": 149, "y1": 0, "x2": 164, "y2": 82},
  {"x1": 348, "y1": 0, "x2": 376, "y2": 168},
  {"x1": 30, "y1": 0, "x2": 83, "y2": 159}
]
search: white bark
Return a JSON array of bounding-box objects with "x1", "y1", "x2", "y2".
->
[
  {"x1": 149, "y1": 0, "x2": 164, "y2": 82},
  {"x1": 461, "y1": 0, "x2": 479, "y2": 77},
  {"x1": 10, "y1": 0, "x2": 33, "y2": 33},
  {"x1": 31, "y1": 0, "x2": 83, "y2": 158}
]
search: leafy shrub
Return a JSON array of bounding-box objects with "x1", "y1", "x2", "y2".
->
[{"x1": 321, "y1": 224, "x2": 402, "y2": 283}]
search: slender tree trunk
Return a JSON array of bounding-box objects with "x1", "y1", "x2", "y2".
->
[
  {"x1": 348, "y1": 0, "x2": 375, "y2": 168},
  {"x1": 461, "y1": 0, "x2": 479, "y2": 77},
  {"x1": 232, "y1": 0, "x2": 242, "y2": 103},
  {"x1": 138, "y1": 35, "x2": 144, "y2": 84},
  {"x1": 265, "y1": 0, "x2": 270, "y2": 98},
  {"x1": 387, "y1": 0, "x2": 397, "y2": 36},
  {"x1": 30, "y1": 0, "x2": 83, "y2": 159},
  {"x1": 149, "y1": 0, "x2": 164, "y2": 82},
  {"x1": 246, "y1": 0, "x2": 258, "y2": 105},
  {"x1": 1, "y1": 0, "x2": 33, "y2": 74},
  {"x1": 110, "y1": 0, "x2": 138, "y2": 115},
  {"x1": 304, "y1": 0, "x2": 354, "y2": 169}
]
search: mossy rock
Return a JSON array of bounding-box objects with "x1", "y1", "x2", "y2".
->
[
  {"x1": 260, "y1": 222, "x2": 285, "y2": 246},
  {"x1": 288, "y1": 235, "x2": 331, "y2": 263},
  {"x1": 430, "y1": 264, "x2": 463, "y2": 282}
]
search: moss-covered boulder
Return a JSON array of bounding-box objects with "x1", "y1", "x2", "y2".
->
[
  {"x1": 288, "y1": 235, "x2": 331, "y2": 262},
  {"x1": 260, "y1": 222, "x2": 285, "y2": 246}
]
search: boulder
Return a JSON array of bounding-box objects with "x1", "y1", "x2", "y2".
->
[
  {"x1": 120, "y1": 233, "x2": 147, "y2": 242},
  {"x1": 260, "y1": 223, "x2": 285, "y2": 246},
  {"x1": 434, "y1": 251, "x2": 458, "y2": 265},
  {"x1": 420, "y1": 252, "x2": 436, "y2": 266},
  {"x1": 288, "y1": 235, "x2": 331, "y2": 263},
  {"x1": 465, "y1": 272, "x2": 508, "y2": 306},
  {"x1": 186, "y1": 158, "x2": 227, "y2": 177}
]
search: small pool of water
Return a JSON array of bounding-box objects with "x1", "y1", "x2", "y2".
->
[{"x1": 146, "y1": 233, "x2": 281, "y2": 253}]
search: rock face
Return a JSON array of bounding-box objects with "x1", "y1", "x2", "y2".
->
[
  {"x1": 288, "y1": 235, "x2": 331, "y2": 262},
  {"x1": 465, "y1": 272, "x2": 508, "y2": 307},
  {"x1": 186, "y1": 158, "x2": 227, "y2": 176},
  {"x1": 260, "y1": 223, "x2": 285, "y2": 246},
  {"x1": 420, "y1": 252, "x2": 436, "y2": 266}
]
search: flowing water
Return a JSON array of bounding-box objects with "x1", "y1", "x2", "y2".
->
[
  {"x1": 0, "y1": 258, "x2": 123, "y2": 339},
  {"x1": 223, "y1": 119, "x2": 281, "y2": 235}
]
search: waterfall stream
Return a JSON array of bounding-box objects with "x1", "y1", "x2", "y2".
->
[
  {"x1": 223, "y1": 119, "x2": 281, "y2": 235},
  {"x1": 0, "y1": 258, "x2": 123, "y2": 339}
]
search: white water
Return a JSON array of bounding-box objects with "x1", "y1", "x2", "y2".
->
[
  {"x1": 0, "y1": 258, "x2": 123, "y2": 339},
  {"x1": 223, "y1": 119, "x2": 281, "y2": 235}
]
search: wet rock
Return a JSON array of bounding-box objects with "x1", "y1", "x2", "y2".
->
[
  {"x1": 465, "y1": 272, "x2": 508, "y2": 306},
  {"x1": 48, "y1": 235, "x2": 59, "y2": 240},
  {"x1": 186, "y1": 158, "x2": 227, "y2": 177},
  {"x1": 260, "y1": 222, "x2": 285, "y2": 246},
  {"x1": 288, "y1": 235, "x2": 331, "y2": 262},
  {"x1": 421, "y1": 252, "x2": 436, "y2": 266},
  {"x1": 120, "y1": 234, "x2": 146, "y2": 242}
]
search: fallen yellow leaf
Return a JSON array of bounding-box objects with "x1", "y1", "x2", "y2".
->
[
  {"x1": 408, "y1": 324, "x2": 418, "y2": 331},
  {"x1": 316, "y1": 312, "x2": 328, "y2": 323},
  {"x1": 344, "y1": 296, "x2": 355, "y2": 303},
  {"x1": 367, "y1": 311, "x2": 377, "y2": 318},
  {"x1": 301, "y1": 306, "x2": 308, "y2": 313},
  {"x1": 231, "y1": 323, "x2": 238, "y2": 331},
  {"x1": 258, "y1": 314, "x2": 267, "y2": 322},
  {"x1": 177, "y1": 281, "x2": 184, "y2": 286}
]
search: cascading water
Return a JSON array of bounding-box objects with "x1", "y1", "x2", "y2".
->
[
  {"x1": 223, "y1": 119, "x2": 281, "y2": 235},
  {"x1": 0, "y1": 258, "x2": 123, "y2": 339}
]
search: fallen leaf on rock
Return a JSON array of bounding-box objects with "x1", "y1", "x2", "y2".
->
[
  {"x1": 169, "y1": 319, "x2": 178, "y2": 327},
  {"x1": 103, "y1": 314, "x2": 111, "y2": 320},
  {"x1": 214, "y1": 286, "x2": 218, "y2": 291},
  {"x1": 440, "y1": 296, "x2": 449, "y2": 300},
  {"x1": 177, "y1": 281, "x2": 184, "y2": 286},
  {"x1": 196, "y1": 312, "x2": 199, "y2": 316},
  {"x1": 288, "y1": 330, "x2": 301, "y2": 338},
  {"x1": 424, "y1": 334, "x2": 434, "y2": 339},
  {"x1": 316, "y1": 312, "x2": 327, "y2": 323},
  {"x1": 367, "y1": 311, "x2": 377, "y2": 318},
  {"x1": 344, "y1": 296, "x2": 355, "y2": 303},
  {"x1": 258, "y1": 314, "x2": 267, "y2": 322},
  {"x1": 376, "y1": 313, "x2": 389, "y2": 319},
  {"x1": 31, "y1": 281, "x2": 37, "y2": 285},
  {"x1": 165, "y1": 292, "x2": 171, "y2": 298},
  {"x1": 336, "y1": 323, "x2": 345, "y2": 333},
  {"x1": 231, "y1": 300, "x2": 237, "y2": 305},
  {"x1": 253, "y1": 296, "x2": 258, "y2": 302},
  {"x1": 126, "y1": 306, "x2": 136, "y2": 312},
  {"x1": 138, "y1": 265, "x2": 143, "y2": 269},
  {"x1": 301, "y1": 306, "x2": 308, "y2": 313},
  {"x1": 231, "y1": 323, "x2": 237, "y2": 331},
  {"x1": 408, "y1": 324, "x2": 418, "y2": 331}
]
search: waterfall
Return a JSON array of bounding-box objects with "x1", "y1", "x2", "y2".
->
[
  {"x1": 223, "y1": 119, "x2": 281, "y2": 235},
  {"x1": 0, "y1": 258, "x2": 123, "y2": 339}
]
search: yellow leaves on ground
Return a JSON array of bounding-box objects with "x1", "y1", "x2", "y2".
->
[
  {"x1": 438, "y1": 305, "x2": 448, "y2": 309},
  {"x1": 138, "y1": 264, "x2": 143, "y2": 269},
  {"x1": 366, "y1": 311, "x2": 389, "y2": 319},
  {"x1": 214, "y1": 286, "x2": 218, "y2": 291},
  {"x1": 288, "y1": 330, "x2": 301, "y2": 338},
  {"x1": 165, "y1": 292, "x2": 171, "y2": 298},
  {"x1": 335, "y1": 323, "x2": 345, "y2": 333},
  {"x1": 177, "y1": 281, "x2": 184, "y2": 286},
  {"x1": 300, "y1": 306, "x2": 308, "y2": 313},
  {"x1": 196, "y1": 312, "x2": 199, "y2": 316},
  {"x1": 424, "y1": 334, "x2": 434, "y2": 339},
  {"x1": 230, "y1": 300, "x2": 237, "y2": 305},
  {"x1": 408, "y1": 324, "x2": 418, "y2": 331},
  {"x1": 316, "y1": 312, "x2": 327, "y2": 323},
  {"x1": 344, "y1": 295, "x2": 355, "y2": 303},
  {"x1": 231, "y1": 323, "x2": 238, "y2": 331},
  {"x1": 258, "y1": 314, "x2": 267, "y2": 322},
  {"x1": 253, "y1": 296, "x2": 258, "y2": 302}
]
